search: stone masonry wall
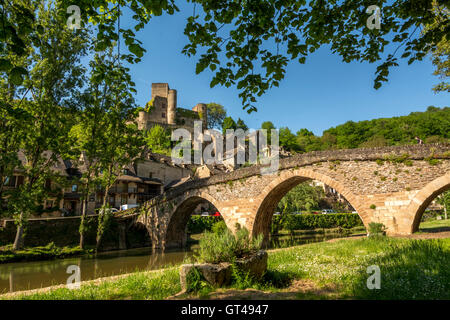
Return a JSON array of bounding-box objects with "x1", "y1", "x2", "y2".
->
[{"x1": 135, "y1": 144, "x2": 450, "y2": 248}]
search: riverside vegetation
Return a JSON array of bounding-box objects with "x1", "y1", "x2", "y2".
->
[
  {"x1": 3, "y1": 219, "x2": 449, "y2": 300},
  {"x1": 0, "y1": 243, "x2": 92, "y2": 263},
  {"x1": 4, "y1": 236, "x2": 449, "y2": 300}
]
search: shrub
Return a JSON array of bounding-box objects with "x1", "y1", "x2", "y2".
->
[
  {"x1": 272, "y1": 213, "x2": 363, "y2": 231},
  {"x1": 421, "y1": 210, "x2": 441, "y2": 222},
  {"x1": 0, "y1": 242, "x2": 89, "y2": 263},
  {"x1": 195, "y1": 227, "x2": 263, "y2": 264},
  {"x1": 231, "y1": 262, "x2": 258, "y2": 289},
  {"x1": 368, "y1": 222, "x2": 386, "y2": 236},
  {"x1": 187, "y1": 216, "x2": 223, "y2": 234},
  {"x1": 211, "y1": 220, "x2": 228, "y2": 235},
  {"x1": 185, "y1": 266, "x2": 210, "y2": 293}
]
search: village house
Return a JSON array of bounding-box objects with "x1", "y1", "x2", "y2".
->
[
  {"x1": 61, "y1": 152, "x2": 195, "y2": 216},
  {"x1": 1, "y1": 150, "x2": 196, "y2": 217}
]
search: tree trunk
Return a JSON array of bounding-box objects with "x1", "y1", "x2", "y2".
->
[
  {"x1": 444, "y1": 205, "x2": 448, "y2": 220},
  {"x1": 79, "y1": 198, "x2": 87, "y2": 249},
  {"x1": 96, "y1": 186, "x2": 111, "y2": 251},
  {"x1": 12, "y1": 218, "x2": 24, "y2": 250}
]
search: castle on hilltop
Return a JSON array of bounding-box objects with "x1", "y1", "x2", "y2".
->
[{"x1": 137, "y1": 83, "x2": 208, "y2": 133}]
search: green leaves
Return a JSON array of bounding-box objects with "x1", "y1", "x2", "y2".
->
[
  {"x1": 183, "y1": 0, "x2": 449, "y2": 112},
  {"x1": 0, "y1": 59, "x2": 13, "y2": 72},
  {"x1": 9, "y1": 66, "x2": 28, "y2": 85}
]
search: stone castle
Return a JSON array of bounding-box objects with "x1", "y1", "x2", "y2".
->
[{"x1": 137, "y1": 83, "x2": 207, "y2": 132}]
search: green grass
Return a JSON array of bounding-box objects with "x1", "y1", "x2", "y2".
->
[
  {"x1": 6, "y1": 268, "x2": 181, "y2": 300},
  {"x1": 275, "y1": 226, "x2": 366, "y2": 236},
  {"x1": 4, "y1": 237, "x2": 450, "y2": 300},
  {"x1": 419, "y1": 218, "x2": 450, "y2": 231},
  {"x1": 0, "y1": 243, "x2": 92, "y2": 264},
  {"x1": 264, "y1": 237, "x2": 450, "y2": 299}
]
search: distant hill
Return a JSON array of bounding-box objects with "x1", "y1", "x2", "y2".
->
[{"x1": 296, "y1": 106, "x2": 450, "y2": 152}]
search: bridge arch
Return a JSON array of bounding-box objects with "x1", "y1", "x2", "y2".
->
[
  {"x1": 406, "y1": 173, "x2": 450, "y2": 233},
  {"x1": 251, "y1": 168, "x2": 367, "y2": 240},
  {"x1": 164, "y1": 191, "x2": 226, "y2": 248}
]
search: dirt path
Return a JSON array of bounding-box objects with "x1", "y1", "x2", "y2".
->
[
  {"x1": 173, "y1": 279, "x2": 340, "y2": 300},
  {"x1": 392, "y1": 231, "x2": 450, "y2": 240}
]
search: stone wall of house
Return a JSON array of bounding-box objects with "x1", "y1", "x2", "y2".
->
[{"x1": 136, "y1": 159, "x2": 192, "y2": 184}]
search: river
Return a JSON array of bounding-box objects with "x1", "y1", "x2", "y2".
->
[{"x1": 0, "y1": 232, "x2": 357, "y2": 293}]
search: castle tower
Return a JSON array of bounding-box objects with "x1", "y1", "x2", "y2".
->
[
  {"x1": 151, "y1": 83, "x2": 169, "y2": 100},
  {"x1": 167, "y1": 89, "x2": 177, "y2": 125},
  {"x1": 193, "y1": 103, "x2": 208, "y2": 129}
]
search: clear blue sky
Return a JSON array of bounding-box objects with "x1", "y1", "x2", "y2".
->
[{"x1": 119, "y1": 2, "x2": 448, "y2": 136}]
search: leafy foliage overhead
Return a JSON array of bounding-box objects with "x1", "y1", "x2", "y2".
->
[
  {"x1": 2, "y1": 1, "x2": 447, "y2": 111},
  {"x1": 183, "y1": 0, "x2": 449, "y2": 112}
]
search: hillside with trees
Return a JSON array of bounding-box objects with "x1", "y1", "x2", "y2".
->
[{"x1": 279, "y1": 106, "x2": 449, "y2": 153}]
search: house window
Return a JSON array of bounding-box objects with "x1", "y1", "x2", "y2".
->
[
  {"x1": 16, "y1": 176, "x2": 24, "y2": 186},
  {"x1": 5, "y1": 176, "x2": 16, "y2": 187},
  {"x1": 161, "y1": 103, "x2": 166, "y2": 109},
  {"x1": 148, "y1": 172, "x2": 153, "y2": 178},
  {"x1": 162, "y1": 112, "x2": 166, "y2": 118},
  {"x1": 72, "y1": 184, "x2": 78, "y2": 192}
]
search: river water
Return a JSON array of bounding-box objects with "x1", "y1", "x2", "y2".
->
[{"x1": 0, "y1": 232, "x2": 356, "y2": 293}]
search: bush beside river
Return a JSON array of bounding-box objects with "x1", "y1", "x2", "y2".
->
[
  {"x1": 0, "y1": 243, "x2": 92, "y2": 263},
  {"x1": 187, "y1": 213, "x2": 364, "y2": 235}
]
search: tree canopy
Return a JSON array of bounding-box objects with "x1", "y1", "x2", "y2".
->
[
  {"x1": 183, "y1": 0, "x2": 449, "y2": 112},
  {"x1": 144, "y1": 125, "x2": 172, "y2": 155},
  {"x1": 277, "y1": 182, "x2": 324, "y2": 213},
  {"x1": 263, "y1": 106, "x2": 449, "y2": 153},
  {"x1": 206, "y1": 102, "x2": 227, "y2": 129},
  {"x1": 2, "y1": 1, "x2": 447, "y2": 113}
]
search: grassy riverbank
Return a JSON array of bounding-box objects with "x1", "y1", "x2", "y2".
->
[
  {"x1": 4, "y1": 236, "x2": 449, "y2": 300},
  {"x1": 0, "y1": 243, "x2": 93, "y2": 264},
  {"x1": 418, "y1": 218, "x2": 450, "y2": 232}
]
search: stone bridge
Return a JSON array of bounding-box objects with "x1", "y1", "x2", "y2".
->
[{"x1": 129, "y1": 144, "x2": 450, "y2": 249}]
